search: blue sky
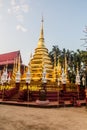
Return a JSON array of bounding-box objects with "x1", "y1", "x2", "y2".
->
[{"x1": 0, "y1": 0, "x2": 87, "y2": 65}]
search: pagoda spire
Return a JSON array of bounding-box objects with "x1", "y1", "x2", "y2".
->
[
  {"x1": 37, "y1": 16, "x2": 45, "y2": 48},
  {"x1": 40, "y1": 16, "x2": 44, "y2": 39}
]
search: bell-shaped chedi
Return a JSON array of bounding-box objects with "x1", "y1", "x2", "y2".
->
[{"x1": 29, "y1": 17, "x2": 53, "y2": 82}]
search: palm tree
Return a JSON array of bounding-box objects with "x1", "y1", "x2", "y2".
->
[{"x1": 49, "y1": 45, "x2": 61, "y2": 66}]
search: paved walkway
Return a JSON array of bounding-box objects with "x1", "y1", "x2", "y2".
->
[{"x1": 0, "y1": 99, "x2": 86, "y2": 108}]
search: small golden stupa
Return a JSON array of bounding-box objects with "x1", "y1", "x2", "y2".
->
[
  {"x1": 64, "y1": 54, "x2": 69, "y2": 83},
  {"x1": 57, "y1": 56, "x2": 62, "y2": 79},
  {"x1": 29, "y1": 17, "x2": 53, "y2": 82},
  {"x1": 12, "y1": 58, "x2": 18, "y2": 81}
]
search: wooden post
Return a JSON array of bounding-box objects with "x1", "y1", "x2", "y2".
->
[
  {"x1": 85, "y1": 88, "x2": 87, "y2": 106},
  {"x1": 2, "y1": 85, "x2": 4, "y2": 101}
]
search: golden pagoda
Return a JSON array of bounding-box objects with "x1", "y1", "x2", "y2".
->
[
  {"x1": 53, "y1": 55, "x2": 62, "y2": 82},
  {"x1": 76, "y1": 63, "x2": 80, "y2": 85},
  {"x1": 64, "y1": 54, "x2": 69, "y2": 83},
  {"x1": 53, "y1": 52, "x2": 57, "y2": 82},
  {"x1": 12, "y1": 58, "x2": 18, "y2": 81},
  {"x1": 57, "y1": 56, "x2": 62, "y2": 79},
  {"x1": 29, "y1": 17, "x2": 53, "y2": 82}
]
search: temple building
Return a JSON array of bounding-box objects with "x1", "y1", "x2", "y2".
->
[
  {"x1": 0, "y1": 18, "x2": 86, "y2": 105},
  {"x1": 0, "y1": 50, "x2": 22, "y2": 75},
  {"x1": 29, "y1": 18, "x2": 54, "y2": 82},
  {"x1": 0, "y1": 18, "x2": 68, "y2": 84}
]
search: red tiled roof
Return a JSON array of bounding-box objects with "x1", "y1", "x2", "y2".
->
[{"x1": 0, "y1": 50, "x2": 22, "y2": 65}]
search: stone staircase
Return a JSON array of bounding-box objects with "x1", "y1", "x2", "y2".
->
[
  {"x1": 4, "y1": 87, "x2": 19, "y2": 101},
  {"x1": 30, "y1": 89, "x2": 86, "y2": 102},
  {"x1": 10, "y1": 91, "x2": 19, "y2": 101},
  {"x1": 1, "y1": 88, "x2": 85, "y2": 103}
]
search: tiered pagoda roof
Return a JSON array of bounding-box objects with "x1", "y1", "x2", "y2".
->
[{"x1": 29, "y1": 17, "x2": 53, "y2": 81}]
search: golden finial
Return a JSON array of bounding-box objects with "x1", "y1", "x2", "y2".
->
[{"x1": 37, "y1": 16, "x2": 45, "y2": 48}]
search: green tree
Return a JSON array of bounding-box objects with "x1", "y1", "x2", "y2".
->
[{"x1": 49, "y1": 45, "x2": 61, "y2": 66}]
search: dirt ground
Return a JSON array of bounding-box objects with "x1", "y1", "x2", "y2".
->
[{"x1": 0, "y1": 105, "x2": 87, "y2": 130}]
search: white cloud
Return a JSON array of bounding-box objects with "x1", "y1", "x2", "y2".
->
[
  {"x1": 8, "y1": 4, "x2": 20, "y2": 15},
  {"x1": 21, "y1": 4, "x2": 29, "y2": 13},
  {"x1": 8, "y1": 0, "x2": 29, "y2": 32},
  {"x1": 12, "y1": 5, "x2": 20, "y2": 14},
  {"x1": 16, "y1": 24, "x2": 28, "y2": 32},
  {"x1": 10, "y1": 0, "x2": 29, "y2": 13}
]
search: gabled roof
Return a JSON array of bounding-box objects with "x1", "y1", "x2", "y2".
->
[{"x1": 0, "y1": 50, "x2": 22, "y2": 65}]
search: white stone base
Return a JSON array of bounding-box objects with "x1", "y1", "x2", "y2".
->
[{"x1": 36, "y1": 99, "x2": 49, "y2": 105}]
